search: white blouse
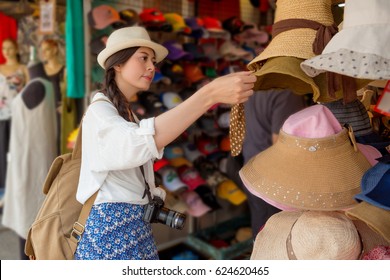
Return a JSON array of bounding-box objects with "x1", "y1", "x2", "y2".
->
[{"x1": 76, "y1": 92, "x2": 166, "y2": 205}]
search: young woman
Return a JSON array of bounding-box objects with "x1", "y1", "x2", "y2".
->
[{"x1": 74, "y1": 26, "x2": 255, "y2": 260}]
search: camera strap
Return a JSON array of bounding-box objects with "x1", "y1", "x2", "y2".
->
[{"x1": 140, "y1": 165, "x2": 153, "y2": 203}]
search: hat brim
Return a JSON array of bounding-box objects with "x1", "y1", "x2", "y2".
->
[
  {"x1": 346, "y1": 201, "x2": 390, "y2": 243},
  {"x1": 251, "y1": 211, "x2": 301, "y2": 260},
  {"x1": 248, "y1": 56, "x2": 321, "y2": 101},
  {"x1": 240, "y1": 129, "x2": 371, "y2": 211},
  {"x1": 301, "y1": 25, "x2": 390, "y2": 80},
  {"x1": 97, "y1": 39, "x2": 168, "y2": 69},
  {"x1": 352, "y1": 219, "x2": 390, "y2": 257}
]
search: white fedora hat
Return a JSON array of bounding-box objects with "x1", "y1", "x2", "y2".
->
[{"x1": 97, "y1": 26, "x2": 168, "y2": 69}]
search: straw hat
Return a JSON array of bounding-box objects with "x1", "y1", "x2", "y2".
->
[
  {"x1": 346, "y1": 202, "x2": 390, "y2": 243},
  {"x1": 97, "y1": 26, "x2": 168, "y2": 69},
  {"x1": 251, "y1": 211, "x2": 362, "y2": 260},
  {"x1": 248, "y1": 56, "x2": 345, "y2": 103},
  {"x1": 301, "y1": 0, "x2": 390, "y2": 80},
  {"x1": 248, "y1": 0, "x2": 336, "y2": 68},
  {"x1": 239, "y1": 105, "x2": 372, "y2": 211},
  {"x1": 352, "y1": 220, "x2": 390, "y2": 257}
]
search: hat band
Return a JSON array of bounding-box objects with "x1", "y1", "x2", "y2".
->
[{"x1": 272, "y1": 18, "x2": 338, "y2": 55}]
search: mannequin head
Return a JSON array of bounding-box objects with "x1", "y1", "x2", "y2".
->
[
  {"x1": 40, "y1": 39, "x2": 60, "y2": 63},
  {"x1": 1, "y1": 38, "x2": 19, "y2": 63}
]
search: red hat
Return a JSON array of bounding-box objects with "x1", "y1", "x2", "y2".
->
[{"x1": 139, "y1": 8, "x2": 165, "y2": 23}]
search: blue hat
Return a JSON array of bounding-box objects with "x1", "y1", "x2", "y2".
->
[{"x1": 355, "y1": 162, "x2": 390, "y2": 210}]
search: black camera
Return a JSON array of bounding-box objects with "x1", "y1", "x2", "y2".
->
[{"x1": 143, "y1": 196, "x2": 186, "y2": 230}]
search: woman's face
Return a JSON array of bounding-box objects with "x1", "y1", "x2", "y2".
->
[
  {"x1": 40, "y1": 41, "x2": 58, "y2": 62},
  {"x1": 2, "y1": 40, "x2": 18, "y2": 61},
  {"x1": 114, "y1": 47, "x2": 157, "y2": 97}
]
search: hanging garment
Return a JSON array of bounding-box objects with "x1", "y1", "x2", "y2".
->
[{"x1": 2, "y1": 77, "x2": 57, "y2": 238}]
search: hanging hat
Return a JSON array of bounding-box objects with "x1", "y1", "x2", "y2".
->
[
  {"x1": 248, "y1": 0, "x2": 336, "y2": 67},
  {"x1": 251, "y1": 211, "x2": 362, "y2": 260},
  {"x1": 301, "y1": 0, "x2": 390, "y2": 81},
  {"x1": 97, "y1": 26, "x2": 168, "y2": 69},
  {"x1": 239, "y1": 105, "x2": 372, "y2": 211}
]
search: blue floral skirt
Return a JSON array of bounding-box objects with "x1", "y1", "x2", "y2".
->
[{"x1": 74, "y1": 202, "x2": 159, "y2": 260}]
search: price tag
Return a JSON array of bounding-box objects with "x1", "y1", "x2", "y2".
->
[
  {"x1": 374, "y1": 80, "x2": 390, "y2": 117},
  {"x1": 39, "y1": 0, "x2": 56, "y2": 34}
]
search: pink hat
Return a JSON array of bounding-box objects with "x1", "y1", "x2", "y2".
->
[
  {"x1": 88, "y1": 5, "x2": 123, "y2": 30},
  {"x1": 180, "y1": 191, "x2": 211, "y2": 217},
  {"x1": 240, "y1": 104, "x2": 374, "y2": 211},
  {"x1": 282, "y1": 105, "x2": 381, "y2": 166}
]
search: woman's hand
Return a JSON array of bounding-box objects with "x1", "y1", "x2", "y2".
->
[{"x1": 203, "y1": 71, "x2": 256, "y2": 106}]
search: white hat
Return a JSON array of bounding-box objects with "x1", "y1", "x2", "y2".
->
[
  {"x1": 301, "y1": 0, "x2": 390, "y2": 80},
  {"x1": 97, "y1": 26, "x2": 168, "y2": 69},
  {"x1": 251, "y1": 211, "x2": 362, "y2": 260}
]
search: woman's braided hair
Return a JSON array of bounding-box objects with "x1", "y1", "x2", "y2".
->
[{"x1": 101, "y1": 47, "x2": 139, "y2": 122}]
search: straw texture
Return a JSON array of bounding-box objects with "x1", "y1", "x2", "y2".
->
[
  {"x1": 251, "y1": 211, "x2": 362, "y2": 260},
  {"x1": 240, "y1": 128, "x2": 371, "y2": 211}
]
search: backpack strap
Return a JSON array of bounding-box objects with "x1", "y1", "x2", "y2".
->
[{"x1": 69, "y1": 97, "x2": 112, "y2": 250}]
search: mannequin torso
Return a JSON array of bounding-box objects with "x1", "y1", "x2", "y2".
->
[{"x1": 0, "y1": 38, "x2": 29, "y2": 93}]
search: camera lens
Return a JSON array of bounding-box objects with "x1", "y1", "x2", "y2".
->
[{"x1": 157, "y1": 207, "x2": 186, "y2": 230}]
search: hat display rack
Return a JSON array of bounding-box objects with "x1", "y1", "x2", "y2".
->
[
  {"x1": 85, "y1": 0, "x2": 274, "y2": 260},
  {"x1": 84, "y1": 0, "x2": 390, "y2": 260},
  {"x1": 237, "y1": 0, "x2": 390, "y2": 260}
]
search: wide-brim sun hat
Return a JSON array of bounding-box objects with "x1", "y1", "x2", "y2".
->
[
  {"x1": 301, "y1": 0, "x2": 390, "y2": 80},
  {"x1": 97, "y1": 26, "x2": 168, "y2": 69},
  {"x1": 239, "y1": 105, "x2": 372, "y2": 211},
  {"x1": 346, "y1": 202, "x2": 390, "y2": 243},
  {"x1": 251, "y1": 211, "x2": 362, "y2": 260},
  {"x1": 248, "y1": 0, "x2": 336, "y2": 68}
]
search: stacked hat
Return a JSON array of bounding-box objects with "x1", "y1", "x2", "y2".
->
[
  {"x1": 301, "y1": 0, "x2": 390, "y2": 81},
  {"x1": 184, "y1": 17, "x2": 207, "y2": 38},
  {"x1": 239, "y1": 105, "x2": 375, "y2": 211},
  {"x1": 217, "y1": 179, "x2": 247, "y2": 206},
  {"x1": 235, "y1": 24, "x2": 269, "y2": 47},
  {"x1": 163, "y1": 41, "x2": 193, "y2": 61},
  {"x1": 161, "y1": 62, "x2": 185, "y2": 84},
  {"x1": 177, "y1": 165, "x2": 207, "y2": 191},
  {"x1": 183, "y1": 63, "x2": 206, "y2": 84},
  {"x1": 180, "y1": 190, "x2": 211, "y2": 217},
  {"x1": 118, "y1": 8, "x2": 139, "y2": 27},
  {"x1": 137, "y1": 91, "x2": 164, "y2": 117},
  {"x1": 222, "y1": 16, "x2": 253, "y2": 37},
  {"x1": 164, "y1": 13, "x2": 191, "y2": 34},
  {"x1": 219, "y1": 40, "x2": 254, "y2": 61},
  {"x1": 251, "y1": 211, "x2": 363, "y2": 260},
  {"x1": 159, "y1": 166, "x2": 188, "y2": 193},
  {"x1": 346, "y1": 161, "x2": 390, "y2": 244},
  {"x1": 88, "y1": 5, "x2": 124, "y2": 30},
  {"x1": 202, "y1": 16, "x2": 229, "y2": 39},
  {"x1": 161, "y1": 92, "x2": 183, "y2": 110},
  {"x1": 139, "y1": 8, "x2": 172, "y2": 32}
]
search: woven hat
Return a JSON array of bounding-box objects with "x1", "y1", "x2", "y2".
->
[
  {"x1": 239, "y1": 105, "x2": 372, "y2": 211},
  {"x1": 97, "y1": 26, "x2": 168, "y2": 69},
  {"x1": 251, "y1": 211, "x2": 362, "y2": 260},
  {"x1": 301, "y1": 0, "x2": 390, "y2": 81},
  {"x1": 346, "y1": 202, "x2": 390, "y2": 243},
  {"x1": 248, "y1": 0, "x2": 336, "y2": 68},
  {"x1": 352, "y1": 220, "x2": 390, "y2": 256}
]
